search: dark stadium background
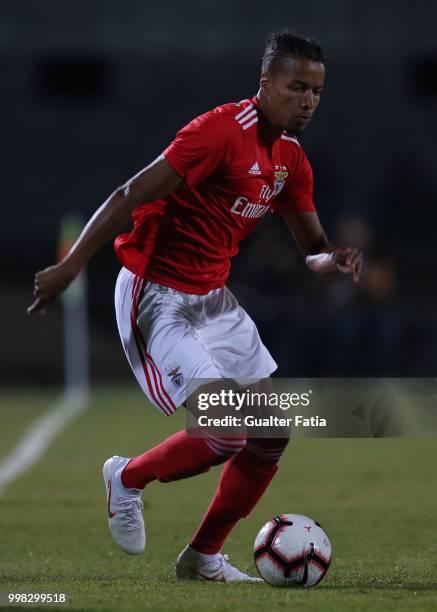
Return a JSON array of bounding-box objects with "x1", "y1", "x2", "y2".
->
[{"x1": 2, "y1": 0, "x2": 437, "y2": 387}]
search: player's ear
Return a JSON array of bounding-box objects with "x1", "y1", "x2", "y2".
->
[{"x1": 260, "y1": 71, "x2": 271, "y2": 95}]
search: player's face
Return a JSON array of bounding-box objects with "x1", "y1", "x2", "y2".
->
[{"x1": 260, "y1": 57, "x2": 325, "y2": 134}]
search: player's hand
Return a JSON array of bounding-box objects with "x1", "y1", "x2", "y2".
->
[
  {"x1": 332, "y1": 247, "x2": 363, "y2": 283},
  {"x1": 27, "y1": 262, "x2": 77, "y2": 315}
]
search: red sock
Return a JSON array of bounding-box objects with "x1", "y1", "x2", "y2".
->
[
  {"x1": 190, "y1": 446, "x2": 279, "y2": 555},
  {"x1": 121, "y1": 430, "x2": 232, "y2": 489}
]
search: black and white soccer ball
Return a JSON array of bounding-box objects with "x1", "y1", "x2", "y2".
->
[{"x1": 254, "y1": 514, "x2": 332, "y2": 587}]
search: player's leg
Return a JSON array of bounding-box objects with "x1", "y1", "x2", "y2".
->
[
  {"x1": 103, "y1": 426, "x2": 246, "y2": 555},
  {"x1": 106, "y1": 270, "x2": 246, "y2": 555},
  {"x1": 120, "y1": 379, "x2": 246, "y2": 489},
  {"x1": 186, "y1": 377, "x2": 289, "y2": 555},
  {"x1": 176, "y1": 291, "x2": 287, "y2": 579},
  {"x1": 102, "y1": 413, "x2": 246, "y2": 555}
]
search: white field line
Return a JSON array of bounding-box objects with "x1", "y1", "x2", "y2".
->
[{"x1": 0, "y1": 389, "x2": 89, "y2": 496}]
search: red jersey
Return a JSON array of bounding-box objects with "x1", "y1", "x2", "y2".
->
[{"x1": 114, "y1": 95, "x2": 316, "y2": 294}]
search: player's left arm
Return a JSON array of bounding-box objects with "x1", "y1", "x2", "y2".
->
[{"x1": 281, "y1": 209, "x2": 363, "y2": 283}]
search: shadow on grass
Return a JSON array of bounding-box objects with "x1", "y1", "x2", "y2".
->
[{"x1": 322, "y1": 582, "x2": 437, "y2": 592}]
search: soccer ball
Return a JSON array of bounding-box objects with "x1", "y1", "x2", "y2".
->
[{"x1": 254, "y1": 514, "x2": 332, "y2": 587}]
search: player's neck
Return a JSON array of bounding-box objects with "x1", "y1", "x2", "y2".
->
[{"x1": 256, "y1": 91, "x2": 284, "y2": 142}]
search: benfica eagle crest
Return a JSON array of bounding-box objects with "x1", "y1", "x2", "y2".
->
[
  {"x1": 273, "y1": 165, "x2": 289, "y2": 196},
  {"x1": 166, "y1": 363, "x2": 184, "y2": 387}
]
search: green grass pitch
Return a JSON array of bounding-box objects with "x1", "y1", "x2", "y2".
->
[{"x1": 0, "y1": 389, "x2": 436, "y2": 611}]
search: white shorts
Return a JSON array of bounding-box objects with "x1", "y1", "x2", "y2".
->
[{"x1": 114, "y1": 267, "x2": 278, "y2": 416}]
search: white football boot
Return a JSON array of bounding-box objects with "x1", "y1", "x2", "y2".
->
[
  {"x1": 102, "y1": 456, "x2": 146, "y2": 555},
  {"x1": 176, "y1": 545, "x2": 262, "y2": 582}
]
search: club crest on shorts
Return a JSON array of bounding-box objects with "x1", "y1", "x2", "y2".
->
[
  {"x1": 166, "y1": 363, "x2": 184, "y2": 387},
  {"x1": 273, "y1": 165, "x2": 289, "y2": 196}
]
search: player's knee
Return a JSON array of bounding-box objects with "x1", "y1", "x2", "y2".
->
[
  {"x1": 204, "y1": 434, "x2": 247, "y2": 458},
  {"x1": 245, "y1": 437, "x2": 289, "y2": 464}
]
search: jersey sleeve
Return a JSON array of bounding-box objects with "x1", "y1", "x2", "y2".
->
[
  {"x1": 163, "y1": 110, "x2": 230, "y2": 188},
  {"x1": 275, "y1": 148, "x2": 316, "y2": 213}
]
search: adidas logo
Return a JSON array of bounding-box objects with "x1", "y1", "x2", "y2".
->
[{"x1": 249, "y1": 162, "x2": 261, "y2": 175}]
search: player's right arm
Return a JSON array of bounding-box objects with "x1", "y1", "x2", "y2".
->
[{"x1": 28, "y1": 155, "x2": 182, "y2": 315}]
